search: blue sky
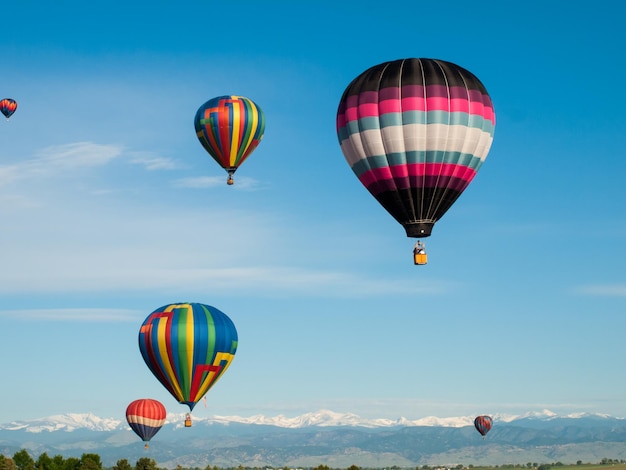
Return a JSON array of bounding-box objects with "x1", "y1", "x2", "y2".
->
[{"x1": 1, "y1": 1, "x2": 626, "y2": 424}]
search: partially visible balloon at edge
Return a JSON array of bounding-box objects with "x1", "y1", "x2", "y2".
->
[{"x1": 0, "y1": 98, "x2": 17, "y2": 120}]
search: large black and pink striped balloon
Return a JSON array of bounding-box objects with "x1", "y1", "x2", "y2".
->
[{"x1": 336, "y1": 58, "x2": 495, "y2": 238}]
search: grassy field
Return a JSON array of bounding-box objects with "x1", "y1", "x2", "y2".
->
[
  {"x1": 467, "y1": 465, "x2": 626, "y2": 470},
  {"x1": 554, "y1": 466, "x2": 626, "y2": 470}
]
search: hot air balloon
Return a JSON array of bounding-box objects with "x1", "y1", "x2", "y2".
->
[
  {"x1": 336, "y1": 58, "x2": 496, "y2": 264},
  {"x1": 138, "y1": 302, "x2": 238, "y2": 427},
  {"x1": 125, "y1": 398, "x2": 166, "y2": 449},
  {"x1": 0, "y1": 98, "x2": 17, "y2": 120},
  {"x1": 474, "y1": 415, "x2": 493, "y2": 438},
  {"x1": 194, "y1": 95, "x2": 265, "y2": 185}
]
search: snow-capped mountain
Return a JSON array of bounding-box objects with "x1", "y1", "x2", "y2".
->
[
  {"x1": 2, "y1": 409, "x2": 626, "y2": 468},
  {"x1": 0, "y1": 408, "x2": 619, "y2": 433},
  {"x1": 0, "y1": 413, "x2": 122, "y2": 433}
]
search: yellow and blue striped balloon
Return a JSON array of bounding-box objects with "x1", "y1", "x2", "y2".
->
[
  {"x1": 194, "y1": 95, "x2": 265, "y2": 184},
  {"x1": 138, "y1": 302, "x2": 238, "y2": 411}
]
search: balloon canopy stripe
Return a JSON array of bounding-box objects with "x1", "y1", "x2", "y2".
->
[
  {"x1": 138, "y1": 303, "x2": 238, "y2": 411},
  {"x1": 339, "y1": 91, "x2": 494, "y2": 124},
  {"x1": 126, "y1": 415, "x2": 166, "y2": 427},
  {"x1": 359, "y1": 167, "x2": 476, "y2": 194}
]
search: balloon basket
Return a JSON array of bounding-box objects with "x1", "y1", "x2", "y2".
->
[{"x1": 414, "y1": 252, "x2": 428, "y2": 265}]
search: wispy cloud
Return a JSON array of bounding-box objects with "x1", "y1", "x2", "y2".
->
[
  {"x1": 0, "y1": 165, "x2": 22, "y2": 186},
  {"x1": 0, "y1": 142, "x2": 120, "y2": 188},
  {"x1": 128, "y1": 151, "x2": 180, "y2": 170},
  {"x1": 0, "y1": 308, "x2": 141, "y2": 322},
  {"x1": 0, "y1": 262, "x2": 452, "y2": 298},
  {"x1": 575, "y1": 284, "x2": 626, "y2": 297},
  {"x1": 37, "y1": 142, "x2": 124, "y2": 168},
  {"x1": 0, "y1": 142, "x2": 179, "y2": 187},
  {"x1": 172, "y1": 175, "x2": 226, "y2": 188},
  {"x1": 172, "y1": 175, "x2": 266, "y2": 191}
]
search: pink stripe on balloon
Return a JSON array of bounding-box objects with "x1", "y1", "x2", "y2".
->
[
  {"x1": 336, "y1": 112, "x2": 346, "y2": 129},
  {"x1": 483, "y1": 105, "x2": 495, "y2": 124},
  {"x1": 425, "y1": 96, "x2": 452, "y2": 111},
  {"x1": 341, "y1": 89, "x2": 494, "y2": 122},
  {"x1": 364, "y1": 175, "x2": 473, "y2": 194},
  {"x1": 400, "y1": 96, "x2": 426, "y2": 111},
  {"x1": 357, "y1": 163, "x2": 477, "y2": 188},
  {"x1": 449, "y1": 98, "x2": 470, "y2": 113},
  {"x1": 378, "y1": 99, "x2": 401, "y2": 114},
  {"x1": 357, "y1": 102, "x2": 381, "y2": 117}
]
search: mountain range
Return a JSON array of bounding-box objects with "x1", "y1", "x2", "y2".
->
[{"x1": 1, "y1": 410, "x2": 626, "y2": 468}]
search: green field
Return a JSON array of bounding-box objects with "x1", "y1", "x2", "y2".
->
[{"x1": 468, "y1": 465, "x2": 626, "y2": 470}]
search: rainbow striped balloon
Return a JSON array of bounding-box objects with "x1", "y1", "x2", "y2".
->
[
  {"x1": 138, "y1": 302, "x2": 238, "y2": 411},
  {"x1": 194, "y1": 95, "x2": 265, "y2": 184},
  {"x1": 337, "y1": 58, "x2": 495, "y2": 238}
]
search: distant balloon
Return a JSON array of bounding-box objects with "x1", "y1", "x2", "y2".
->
[
  {"x1": 474, "y1": 415, "x2": 493, "y2": 437},
  {"x1": 138, "y1": 302, "x2": 238, "y2": 426},
  {"x1": 336, "y1": 58, "x2": 495, "y2": 240},
  {"x1": 194, "y1": 95, "x2": 266, "y2": 185},
  {"x1": 0, "y1": 98, "x2": 17, "y2": 120},
  {"x1": 126, "y1": 398, "x2": 166, "y2": 448}
]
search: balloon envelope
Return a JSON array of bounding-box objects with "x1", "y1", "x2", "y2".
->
[
  {"x1": 126, "y1": 398, "x2": 166, "y2": 443},
  {"x1": 138, "y1": 302, "x2": 238, "y2": 411},
  {"x1": 0, "y1": 98, "x2": 17, "y2": 119},
  {"x1": 336, "y1": 58, "x2": 495, "y2": 238},
  {"x1": 194, "y1": 95, "x2": 265, "y2": 182},
  {"x1": 474, "y1": 415, "x2": 493, "y2": 436}
]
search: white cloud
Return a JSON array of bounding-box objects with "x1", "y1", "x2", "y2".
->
[
  {"x1": 128, "y1": 151, "x2": 180, "y2": 170},
  {"x1": 0, "y1": 142, "x2": 179, "y2": 188},
  {"x1": 0, "y1": 308, "x2": 141, "y2": 322},
  {"x1": 0, "y1": 142, "x2": 123, "y2": 188},
  {"x1": 172, "y1": 175, "x2": 265, "y2": 191},
  {"x1": 0, "y1": 258, "x2": 451, "y2": 298},
  {"x1": 576, "y1": 284, "x2": 626, "y2": 297},
  {"x1": 0, "y1": 165, "x2": 21, "y2": 185},
  {"x1": 37, "y1": 142, "x2": 123, "y2": 168},
  {"x1": 0, "y1": 138, "x2": 449, "y2": 301},
  {"x1": 172, "y1": 175, "x2": 226, "y2": 189}
]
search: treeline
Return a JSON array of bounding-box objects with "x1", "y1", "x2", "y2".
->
[
  {"x1": 0, "y1": 451, "x2": 160, "y2": 470},
  {"x1": 1, "y1": 450, "x2": 626, "y2": 470}
]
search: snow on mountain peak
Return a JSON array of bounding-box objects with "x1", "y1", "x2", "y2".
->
[
  {"x1": 3, "y1": 413, "x2": 122, "y2": 433},
  {"x1": 0, "y1": 409, "x2": 621, "y2": 433}
]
